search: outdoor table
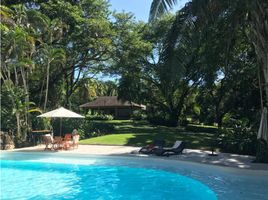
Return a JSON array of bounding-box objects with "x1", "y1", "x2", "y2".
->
[{"x1": 32, "y1": 130, "x2": 52, "y2": 145}]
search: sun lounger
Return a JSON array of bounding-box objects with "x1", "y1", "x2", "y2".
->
[
  {"x1": 139, "y1": 139, "x2": 165, "y2": 154},
  {"x1": 155, "y1": 140, "x2": 186, "y2": 157}
]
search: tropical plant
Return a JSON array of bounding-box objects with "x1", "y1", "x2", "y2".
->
[
  {"x1": 149, "y1": 0, "x2": 268, "y2": 127},
  {"x1": 149, "y1": 0, "x2": 268, "y2": 159},
  {"x1": 116, "y1": 14, "x2": 203, "y2": 126},
  {"x1": 1, "y1": 0, "x2": 149, "y2": 146}
]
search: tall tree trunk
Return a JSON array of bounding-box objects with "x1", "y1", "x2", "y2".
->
[
  {"x1": 20, "y1": 66, "x2": 29, "y2": 140},
  {"x1": 168, "y1": 110, "x2": 179, "y2": 127},
  {"x1": 250, "y1": 0, "x2": 268, "y2": 161},
  {"x1": 16, "y1": 112, "x2": 21, "y2": 139},
  {"x1": 216, "y1": 113, "x2": 225, "y2": 128},
  {"x1": 64, "y1": 71, "x2": 70, "y2": 107},
  {"x1": 44, "y1": 62, "x2": 50, "y2": 111},
  {"x1": 251, "y1": 1, "x2": 268, "y2": 108}
]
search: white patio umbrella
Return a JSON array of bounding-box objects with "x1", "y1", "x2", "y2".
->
[
  {"x1": 257, "y1": 107, "x2": 268, "y2": 144},
  {"x1": 37, "y1": 107, "x2": 85, "y2": 136}
]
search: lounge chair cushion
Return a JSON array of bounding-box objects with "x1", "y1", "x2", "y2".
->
[{"x1": 172, "y1": 141, "x2": 182, "y2": 149}]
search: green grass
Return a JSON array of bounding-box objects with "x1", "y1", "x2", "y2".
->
[{"x1": 79, "y1": 120, "x2": 216, "y2": 150}]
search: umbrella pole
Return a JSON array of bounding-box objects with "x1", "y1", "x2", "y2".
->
[{"x1": 60, "y1": 118, "x2": 62, "y2": 137}]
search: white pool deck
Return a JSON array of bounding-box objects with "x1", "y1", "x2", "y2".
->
[{"x1": 4, "y1": 144, "x2": 268, "y2": 171}]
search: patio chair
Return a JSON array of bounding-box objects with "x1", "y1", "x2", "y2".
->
[
  {"x1": 71, "y1": 134, "x2": 80, "y2": 149},
  {"x1": 42, "y1": 134, "x2": 54, "y2": 150},
  {"x1": 155, "y1": 140, "x2": 186, "y2": 157},
  {"x1": 62, "y1": 133, "x2": 73, "y2": 150},
  {"x1": 52, "y1": 136, "x2": 63, "y2": 150},
  {"x1": 139, "y1": 139, "x2": 165, "y2": 154}
]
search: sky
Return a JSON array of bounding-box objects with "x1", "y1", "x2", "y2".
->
[
  {"x1": 96, "y1": 0, "x2": 190, "y2": 81},
  {"x1": 108, "y1": 0, "x2": 190, "y2": 22}
]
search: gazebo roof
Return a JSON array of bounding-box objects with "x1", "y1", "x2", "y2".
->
[{"x1": 80, "y1": 96, "x2": 146, "y2": 110}]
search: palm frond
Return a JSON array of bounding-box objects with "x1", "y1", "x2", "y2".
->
[{"x1": 149, "y1": 0, "x2": 177, "y2": 22}]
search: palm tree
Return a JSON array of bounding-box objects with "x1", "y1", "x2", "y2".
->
[
  {"x1": 150, "y1": 0, "x2": 268, "y2": 156},
  {"x1": 39, "y1": 45, "x2": 65, "y2": 111},
  {"x1": 1, "y1": 5, "x2": 35, "y2": 139},
  {"x1": 150, "y1": 0, "x2": 267, "y2": 107},
  {"x1": 32, "y1": 16, "x2": 66, "y2": 111},
  {"x1": 149, "y1": 0, "x2": 178, "y2": 22}
]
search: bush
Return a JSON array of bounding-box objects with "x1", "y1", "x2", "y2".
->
[
  {"x1": 179, "y1": 117, "x2": 189, "y2": 126},
  {"x1": 32, "y1": 117, "x2": 51, "y2": 131},
  {"x1": 217, "y1": 120, "x2": 257, "y2": 155},
  {"x1": 131, "y1": 110, "x2": 147, "y2": 120},
  {"x1": 52, "y1": 119, "x2": 81, "y2": 136},
  {"x1": 185, "y1": 124, "x2": 218, "y2": 134},
  {"x1": 255, "y1": 139, "x2": 268, "y2": 163},
  {"x1": 86, "y1": 114, "x2": 114, "y2": 120},
  {"x1": 78, "y1": 121, "x2": 115, "y2": 139},
  {"x1": 147, "y1": 115, "x2": 173, "y2": 126},
  {"x1": 52, "y1": 119, "x2": 115, "y2": 139}
]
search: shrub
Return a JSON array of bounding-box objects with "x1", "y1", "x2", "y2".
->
[
  {"x1": 79, "y1": 121, "x2": 115, "y2": 139},
  {"x1": 86, "y1": 114, "x2": 114, "y2": 120},
  {"x1": 51, "y1": 119, "x2": 115, "y2": 139},
  {"x1": 255, "y1": 139, "x2": 268, "y2": 163},
  {"x1": 185, "y1": 124, "x2": 218, "y2": 134},
  {"x1": 32, "y1": 117, "x2": 51, "y2": 131},
  {"x1": 52, "y1": 119, "x2": 81, "y2": 136},
  {"x1": 179, "y1": 117, "x2": 189, "y2": 126},
  {"x1": 217, "y1": 120, "x2": 257, "y2": 155},
  {"x1": 131, "y1": 110, "x2": 147, "y2": 120},
  {"x1": 147, "y1": 115, "x2": 173, "y2": 126}
]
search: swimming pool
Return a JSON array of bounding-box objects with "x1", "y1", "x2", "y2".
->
[{"x1": 1, "y1": 152, "x2": 268, "y2": 200}]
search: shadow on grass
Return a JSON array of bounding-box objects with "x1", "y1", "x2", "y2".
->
[
  {"x1": 85, "y1": 120, "x2": 216, "y2": 150},
  {"x1": 124, "y1": 132, "x2": 214, "y2": 150}
]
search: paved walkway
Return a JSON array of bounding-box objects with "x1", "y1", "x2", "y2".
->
[{"x1": 8, "y1": 144, "x2": 268, "y2": 170}]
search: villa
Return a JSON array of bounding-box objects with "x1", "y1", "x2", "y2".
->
[{"x1": 80, "y1": 96, "x2": 146, "y2": 119}]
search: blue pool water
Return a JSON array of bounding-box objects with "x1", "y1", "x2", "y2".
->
[
  {"x1": 1, "y1": 159, "x2": 216, "y2": 200},
  {"x1": 1, "y1": 153, "x2": 268, "y2": 200}
]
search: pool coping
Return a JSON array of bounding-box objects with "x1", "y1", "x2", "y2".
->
[{"x1": 2, "y1": 149, "x2": 268, "y2": 174}]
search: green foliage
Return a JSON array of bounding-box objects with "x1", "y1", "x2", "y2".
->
[
  {"x1": 70, "y1": 79, "x2": 118, "y2": 107},
  {"x1": 218, "y1": 120, "x2": 257, "y2": 155},
  {"x1": 149, "y1": 0, "x2": 268, "y2": 159},
  {"x1": 1, "y1": 0, "x2": 145, "y2": 145},
  {"x1": 31, "y1": 117, "x2": 51, "y2": 131},
  {"x1": 149, "y1": 0, "x2": 177, "y2": 22},
  {"x1": 79, "y1": 121, "x2": 115, "y2": 139},
  {"x1": 2, "y1": 0, "x2": 267, "y2": 157},
  {"x1": 255, "y1": 140, "x2": 268, "y2": 163},
  {"x1": 185, "y1": 124, "x2": 218, "y2": 134},
  {"x1": 131, "y1": 110, "x2": 147, "y2": 121},
  {"x1": 147, "y1": 114, "x2": 171, "y2": 126},
  {"x1": 52, "y1": 119, "x2": 115, "y2": 140},
  {"x1": 117, "y1": 14, "x2": 202, "y2": 126},
  {"x1": 86, "y1": 114, "x2": 114, "y2": 121}
]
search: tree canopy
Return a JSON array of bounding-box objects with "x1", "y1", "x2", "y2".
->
[{"x1": 1, "y1": 0, "x2": 267, "y2": 160}]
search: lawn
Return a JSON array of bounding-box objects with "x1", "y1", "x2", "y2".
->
[{"x1": 79, "y1": 120, "x2": 216, "y2": 150}]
